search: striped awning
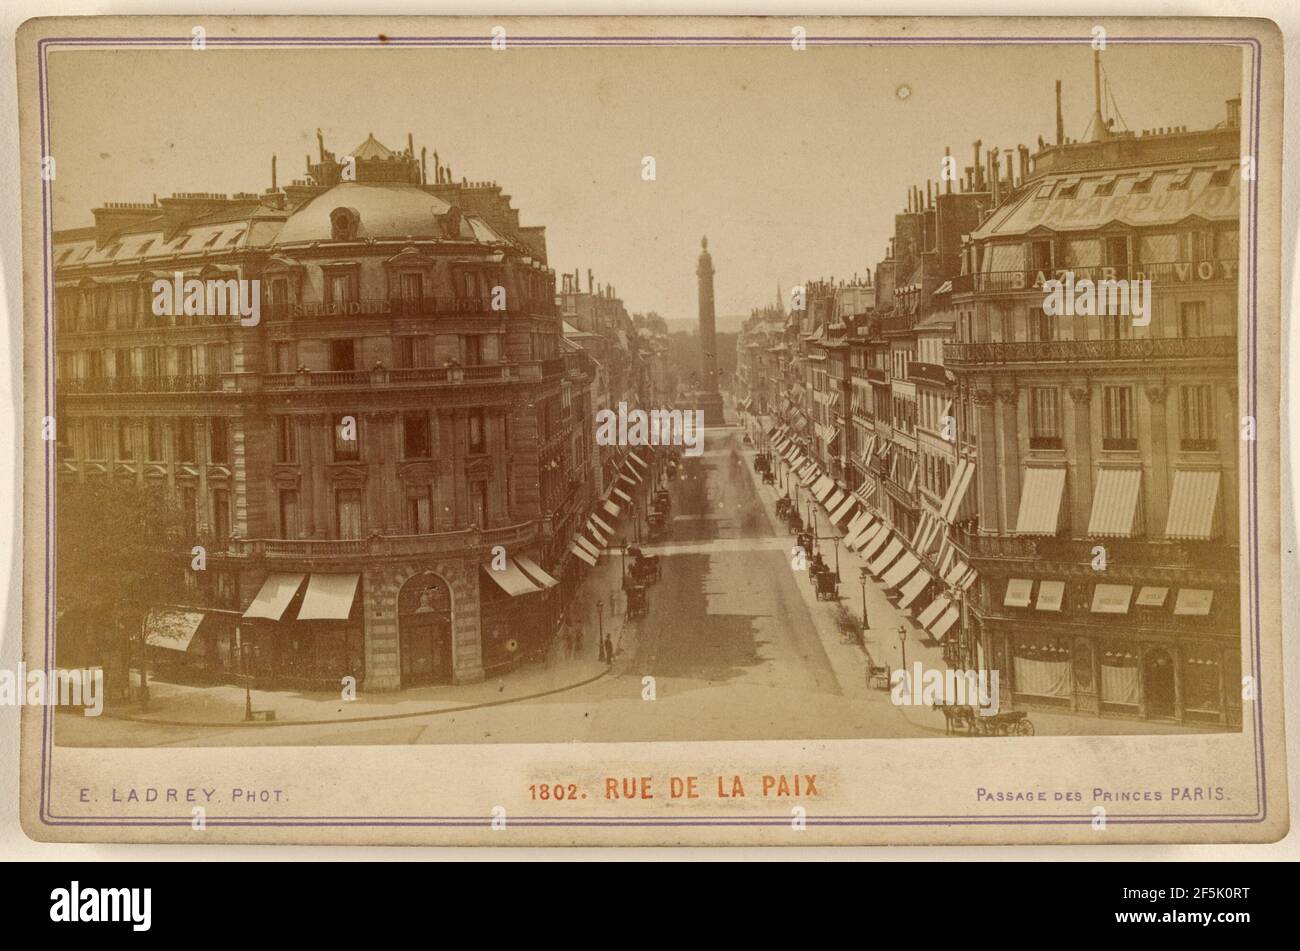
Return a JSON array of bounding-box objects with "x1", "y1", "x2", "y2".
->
[
  {"x1": 930, "y1": 606, "x2": 961, "y2": 641},
  {"x1": 516, "y1": 555, "x2": 560, "y2": 589},
  {"x1": 144, "y1": 608, "x2": 206, "y2": 651},
  {"x1": 859, "y1": 525, "x2": 893, "y2": 560},
  {"x1": 603, "y1": 499, "x2": 621, "y2": 517},
  {"x1": 589, "y1": 513, "x2": 614, "y2": 535},
  {"x1": 587, "y1": 524, "x2": 609, "y2": 546},
  {"x1": 298, "y1": 573, "x2": 361, "y2": 620},
  {"x1": 917, "y1": 594, "x2": 953, "y2": 630},
  {"x1": 575, "y1": 535, "x2": 602, "y2": 559},
  {"x1": 569, "y1": 541, "x2": 598, "y2": 566},
  {"x1": 830, "y1": 496, "x2": 857, "y2": 527},
  {"x1": 1087, "y1": 468, "x2": 1142, "y2": 538},
  {"x1": 1165, "y1": 470, "x2": 1221, "y2": 540},
  {"x1": 897, "y1": 568, "x2": 932, "y2": 608},
  {"x1": 846, "y1": 511, "x2": 872, "y2": 536},
  {"x1": 944, "y1": 557, "x2": 971, "y2": 586},
  {"x1": 799, "y1": 466, "x2": 820, "y2": 487},
  {"x1": 1014, "y1": 468, "x2": 1066, "y2": 536},
  {"x1": 482, "y1": 560, "x2": 543, "y2": 598},
  {"x1": 243, "y1": 573, "x2": 306, "y2": 620},
  {"x1": 941, "y1": 458, "x2": 977, "y2": 523},
  {"x1": 882, "y1": 552, "x2": 921, "y2": 590},
  {"x1": 823, "y1": 489, "x2": 847, "y2": 514},
  {"x1": 847, "y1": 521, "x2": 882, "y2": 552},
  {"x1": 613, "y1": 487, "x2": 633, "y2": 503},
  {"x1": 628, "y1": 451, "x2": 648, "y2": 469},
  {"x1": 868, "y1": 537, "x2": 905, "y2": 576}
]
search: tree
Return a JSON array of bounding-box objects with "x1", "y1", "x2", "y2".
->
[{"x1": 56, "y1": 480, "x2": 188, "y2": 701}]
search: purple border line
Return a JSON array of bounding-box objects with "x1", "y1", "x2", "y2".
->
[{"x1": 35, "y1": 33, "x2": 1267, "y2": 831}]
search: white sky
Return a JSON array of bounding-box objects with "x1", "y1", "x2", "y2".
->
[{"x1": 46, "y1": 42, "x2": 1241, "y2": 329}]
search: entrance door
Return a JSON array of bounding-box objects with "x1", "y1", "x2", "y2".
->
[
  {"x1": 398, "y1": 573, "x2": 453, "y2": 687},
  {"x1": 1143, "y1": 648, "x2": 1176, "y2": 718}
]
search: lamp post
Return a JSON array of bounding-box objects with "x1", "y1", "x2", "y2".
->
[
  {"x1": 620, "y1": 540, "x2": 627, "y2": 588},
  {"x1": 596, "y1": 599, "x2": 605, "y2": 661},
  {"x1": 859, "y1": 567, "x2": 870, "y2": 643},
  {"x1": 898, "y1": 625, "x2": 908, "y2": 674}
]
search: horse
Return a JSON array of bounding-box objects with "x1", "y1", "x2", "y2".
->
[{"x1": 930, "y1": 700, "x2": 978, "y2": 735}]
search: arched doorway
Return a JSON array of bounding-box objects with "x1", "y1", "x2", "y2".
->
[
  {"x1": 397, "y1": 572, "x2": 453, "y2": 687},
  {"x1": 1143, "y1": 648, "x2": 1176, "y2": 719}
]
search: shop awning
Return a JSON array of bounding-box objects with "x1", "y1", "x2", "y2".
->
[
  {"x1": 298, "y1": 573, "x2": 361, "y2": 620},
  {"x1": 1004, "y1": 578, "x2": 1033, "y2": 608},
  {"x1": 830, "y1": 496, "x2": 857, "y2": 527},
  {"x1": 1091, "y1": 584, "x2": 1133, "y2": 614},
  {"x1": 621, "y1": 466, "x2": 644, "y2": 485},
  {"x1": 846, "y1": 511, "x2": 872, "y2": 536},
  {"x1": 856, "y1": 480, "x2": 878, "y2": 505},
  {"x1": 939, "y1": 458, "x2": 976, "y2": 522},
  {"x1": 1014, "y1": 468, "x2": 1066, "y2": 536},
  {"x1": 589, "y1": 513, "x2": 614, "y2": 535},
  {"x1": 1165, "y1": 470, "x2": 1221, "y2": 540},
  {"x1": 919, "y1": 511, "x2": 945, "y2": 554},
  {"x1": 1087, "y1": 468, "x2": 1142, "y2": 538},
  {"x1": 930, "y1": 606, "x2": 961, "y2": 641},
  {"x1": 613, "y1": 487, "x2": 633, "y2": 503},
  {"x1": 846, "y1": 520, "x2": 881, "y2": 552},
  {"x1": 587, "y1": 525, "x2": 608, "y2": 546},
  {"x1": 860, "y1": 526, "x2": 893, "y2": 560},
  {"x1": 882, "y1": 552, "x2": 921, "y2": 590},
  {"x1": 569, "y1": 541, "x2": 598, "y2": 567},
  {"x1": 868, "y1": 537, "x2": 904, "y2": 576},
  {"x1": 944, "y1": 557, "x2": 971, "y2": 586},
  {"x1": 917, "y1": 594, "x2": 953, "y2": 630},
  {"x1": 144, "y1": 608, "x2": 206, "y2": 651},
  {"x1": 812, "y1": 476, "x2": 835, "y2": 502},
  {"x1": 799, "y1": 467, "x2": 819, "y2": 487},
  {"x1": 1174, "y1": 588, "x2": 1214, "y2": 616},
  {"x1": 482, "y1": 560, "x2": 543, "y2": 597},
  {"x1": 628, "y1": 451, "x2": 648, "y2": 469},
  {"x1": 823, "y1": 489, "x2": 847, "y2": 514},
  {"x1": 1035, "y1": 579, "x2": 1065, "y2": 612},
  {"x1": 575, "y1": 536, "x2": 601, "y2": 559},
  {"x1": 243, "y1": 573, "x2": 306, "y2": 621},
  {"x1": 603, "y1": 500, "x2": 621, "y2": 517},
  {"x1": 897, "y1": 569, "x2": 932, "y2": 608},
  {"x1": 516, "y1": 555, "x2": 560, "y2": 589},
  {"x1": 1136, "y1": 585, "x2": 1169, "y2": 607}
]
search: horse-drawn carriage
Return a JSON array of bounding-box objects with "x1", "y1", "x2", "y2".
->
[
  {"x1": 654, "y1": 488, "x2": 672, "y2": 513},
  {"x1": 784, "y1": 509, "x2": 805, "y2": 534},
  {"x1": 775, "y1": 496, "x2": 794, "y2": 520},
  {"x1": 627, "y1": 550, "x2": 661, "y2": 586},
  {"x1": 647, "y1": 511, "x2": 669, "y2": 541},
  {"x1": 754, "y1": 451, "x2": 771, "y2": 477},
  {"x1": 625, "y1": 584, "x2": 649, "y2": 620},
  {"x1": 812, "y1": 565, "x2": 838, "y2": 601},
  {"x1": 932, "y1": 703, "x2": 1034, "y2": 736}
]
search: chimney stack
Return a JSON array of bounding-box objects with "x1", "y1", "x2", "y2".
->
[
  {"x1": 420, "y1": 147, "x2": 427, "y2": 184},
  {"x1": 1018, "y1": 144, "x2": 1030, "y2": 183},
  {"x1": 973, "y1": 140, "x2": 983, "y2": 190},
  {"x1": 988, "y1": 147, "x2": 1001, "y2": 206},
  {"x1": 944, "y1": 147, "x2": 953, "y2": 194},
  {"x1": 271, "y1": 154, "x2": 277, "y2": 191}
]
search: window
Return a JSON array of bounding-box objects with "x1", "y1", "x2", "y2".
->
[
  {"x1": 335, "y1": 489, "x2": 363, "y2": 539},
  {"x1": 469, "y1": 480, "x2": 489, "y2": 528},
  {"x1": 141, "y1": 347, "x2": 161, "y2": 378},
  {"x1": 1130, "y1": 173, "x2": 1153, "y2": 194},
  {"x1": 327, "y1": 272, "x2": 356, "y2": 308},
  {"x1": 86, "y1": 351, "x2": 105, "y2": 379},
  {"x1": 1063, "y1": 239, "x2": 1101, "y2": 268},
  {"x1": 1027, "y1": 307, "x2": 1058, "y2": 342},
  {"x1": 1029, "y1": 388, "x2": 1062, "y2": 449},
  {"x1": 175, "y1": 345, "x2": 194, "y2": 377},
  {"x1": 211, "y1": 489, "x2": 230, "y2": 542},
  {"x1": 403, "y1": 411, "x2": 431, "y2": 458},
  {"x1": 1102, "y1": 386, "x2": 1136, "y2": 450},
  {"x1": 278, "y1": 489, "x2": 300, "y2": 538},
  {"x1": 1092, "y1": 176, "x2": 1117, "y2": 197},
  {"x1": 1213, "y1": 230, "x2": 1239, "y2": 262},
  {"x1": 273, "y1": 341, "x2": 294, "y2": 373},
  {"x1": 115, "y1": 349, "x2": 133, "y2": 379},
  {"x1": 1030, "y1": 240, "x2": 1054, "y2": 273},
  {"x1": 464, "y1": 335, "x2": 482, "y2": 366},
  {"x1": 406, "y1": 486, "x2": 432, "y2": 534},
  {"x1": 1139, "y1": 233, "x2": 1180, "y2": 264},
  {"x1": 1104, "y1": 235, "x2": 1130, "y2": 271},
  {"x1": 275, "y1": 417, "x2": 297, "y2": 463},
  {"x1": 1100, "y1": 312, "x2": 1130, "y2": 340},
  {"x1": 333, "y1": 414, "x2": 360, "y2": 462},
  {"x1": 329, "y1": 340, "x2": 356, "y2": 372},
  {"x1": 116, "y1": 418, "x2": 134, "y2": 459},
  {"x1": 1179, "y1": 385, "x2": 1216, "y2": 451},
  {"x1": 400, "y1": 272, "x2": 423, "y2": 306},
  {"x1": 206, "y1": 343, "x2": 230, "y2": 375},
  {"x1": 180, "y1": 487, "x2": 198, "y2": 537},
  {"x1": 210, "y1": 417, "x2": 230, "y2": 465},
  {"x1": 146, "y1": 418, "x2": 163, "y2": 461},
  {"x1": 468, "y1": 410, "x2": 486, "y2": 454},
  {"x1": 1179, "y1": 301, "x2": 1208, "y2": 337},
  {"x1": 175, "y1": 418, "x2": 195, "y2": 463}
]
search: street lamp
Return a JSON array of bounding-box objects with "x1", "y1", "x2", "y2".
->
[
  {"x1": 859, "y1": 567, "x2": 870, "y2": 641},
  {"x1": 596, "y1": 599, "x2": 605, "y2": 661},
  {"x1": 898, "y1": 625, "x2": 908, "y2": 673}
]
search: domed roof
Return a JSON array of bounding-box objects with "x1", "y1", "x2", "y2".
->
[{"x1": 275, "y1": 182, "x2": 461, "y2": 245}]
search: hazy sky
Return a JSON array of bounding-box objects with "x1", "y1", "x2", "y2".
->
[{"x1": 47, "y1": 42, "x2": 1241, "y2": 328}]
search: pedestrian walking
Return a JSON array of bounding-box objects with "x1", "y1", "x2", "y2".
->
[{"x1": 603, "y1": 635, "x2": 614, "y2": 665}]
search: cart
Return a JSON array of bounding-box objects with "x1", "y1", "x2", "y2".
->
[
  {"x1": 625, "y1": 584, "x2": 649, "y2": 620},
  {"x1": 775, "y1": 497, "x2": 794, "y2": 520},
  {"x1": 647, "y1": 511, "x2": 669, "y2": 541},
  {"x1": 813, "y1": 567, "x2": 838, "y2": 601},
  {"x1": 972, "y1": 710, "x2": 1035, "y2": 737},
  {"x1": 629, "y1": 553, "x2": 661, "y2": 585},
  {"x1": 654, "y1": 488, "x2": 672, "y2": 513}
]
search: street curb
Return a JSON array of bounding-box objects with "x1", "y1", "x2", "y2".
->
[{"x1": 86, "y1": 665, "x2": 614, "y2": 729}]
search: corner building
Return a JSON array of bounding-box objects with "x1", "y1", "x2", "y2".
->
[{"x1": 54, "y1": 134, "x2": 578, "y2": 690}]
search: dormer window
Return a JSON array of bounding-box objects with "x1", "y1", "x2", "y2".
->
[{"x1": 330, "y1": 207, "x2": 360, "y2": 241}]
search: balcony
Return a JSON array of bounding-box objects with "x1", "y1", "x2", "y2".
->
[
  {"x1": 264, "y1": 296, "x2": 555, "y2": 321},
  {"x1": 225, "y1": 520, "x2": 542, "y2": 562},
  {"x1": 944, "y1": 336, "x2": 1235, "y2": 367},
  {"x1": 951, "y1": 524, "x2": 1239, "y2": 575},
  {"x1": 971, "y1": 261, "x2": 1238, "y2": 294},
  {"x1": 58, "y1": 374, "x2": 222, "y2": 394},
  {"x1": 261, "y1": 360, "x2": 561, "y2": 391}
]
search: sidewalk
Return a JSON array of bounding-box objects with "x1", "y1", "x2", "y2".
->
[{"x1": 111, "y1": 529, "x2": 641, "y2": 728}]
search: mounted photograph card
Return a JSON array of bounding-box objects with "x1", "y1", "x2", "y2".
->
[{"x1": 15, "y1": 15, "x2": 1287, "y2": 846}]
